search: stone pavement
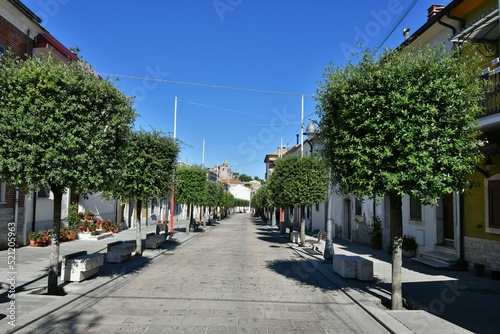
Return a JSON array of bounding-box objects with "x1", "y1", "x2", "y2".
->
[
  {"x1": 1, "y1": 214, "x2": 389, "y2": 334},
  {"x1": 0, "y1": 214, "x2": 498, "y2": 333},
  {"x1": 0, "y1": 217, "x2": 205, "y2": 332},
  {"x1": 289, "y1": 230, "x2": 500, "y2": 334}
]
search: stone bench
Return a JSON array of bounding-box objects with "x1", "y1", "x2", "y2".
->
[
  {"x1": 60, "y1": 251, "x2": 104, "y2": 282},
  {"x1": 106, "y1": 241, "x2": 136, "y2": 263},
  {"x1": 333, "y1": 255, "x2": 373, "y2": 281},
  {"x1": 145, "y1": 232, "x2": 166, "y2": 249},
  {"x1": 156, "y1": 223, "x2": 176, "y2": 240}
]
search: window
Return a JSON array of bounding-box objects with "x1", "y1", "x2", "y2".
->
[
  {"x1": 410, "y1": 196, "x2": 422, "y2": 221},
  {"x1": 355, "y1": 197, "x2": 362, "y2": 216},
  {"x1": 488, "y1": 180, "x2": 500, "y2": 228},
  {"x1": 37, "y1": 188, "x2": 51, "y2": 198},
  {"x1": 0, "y1": 181, "x2": 6, "y2": 203}
]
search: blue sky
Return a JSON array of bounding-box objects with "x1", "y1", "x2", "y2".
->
[{"x1": 21, "y1": 0, "x2": 442, "y2": 179}]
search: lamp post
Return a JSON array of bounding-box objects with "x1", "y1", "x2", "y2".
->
[
  {"x1": 303, "y1": 119, "x2": 334, "y2": 260},
  {"x1": 303, "y1": 119, "x2": 317, "y2": 153}
]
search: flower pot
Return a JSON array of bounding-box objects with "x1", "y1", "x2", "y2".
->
[
  {"x1": 67, "y1": 230, "x2": 77, "y2": 241},
  {"x1": 29, "y1": 239, "x2": 38, "y2": 247},
  {"x1": 370, "y1": 240, "x2": 381, "y2": 250},
  {"x1": 402, "y1": 249, "x2": 416, "y2": 258},
  {"x1": 491, "y1": 270, "x2": 500, "y2": 280}
]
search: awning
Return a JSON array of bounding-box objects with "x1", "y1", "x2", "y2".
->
[{"x1": 451, "y1": 7, "x2": 500, "y2": 43}]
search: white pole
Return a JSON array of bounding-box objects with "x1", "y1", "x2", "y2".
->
[
  {"x1": 173, "y1": 96, "x2": 177, "y2": 139},
  {"x1": 170, "y1": 96, "x2": 178, "y2": 232},
  {"x1": 202, "y1": 139, "x2": 205, "y2": 167},
  {"x1": 300, "y1": 94, "x2": 304, "y2": 158}
]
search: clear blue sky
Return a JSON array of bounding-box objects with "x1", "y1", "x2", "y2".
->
[{"x1": 21, "y1": 0, "x2": 442, "y2": 179}]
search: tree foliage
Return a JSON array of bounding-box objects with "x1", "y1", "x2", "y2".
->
[
  {"x1": 111, "y1": 129, "x2": 178, "y2": 201},
  {"x1": 267, "y1": 153, "x2": 329, "y2": 208},
  {"x1": 316, "y1": 45, "x2": 483, "y2": 204},
  {"x1": 174, "y1": 165, "x2": 207, "y2": 206}
]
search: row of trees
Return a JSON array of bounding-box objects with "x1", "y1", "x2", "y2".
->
[
  {"x1": 0, "y1": 52, "x2": 250, "y2": 295},
  {"x1": 251, "y1": 153, "x2": 329, "y2": 244},
  {"x1": 252, "y1": 44, "x2": 483, "y2": 310},
  {"x1": 174, "y1": 164, "x2": 245, "y2": 233}
]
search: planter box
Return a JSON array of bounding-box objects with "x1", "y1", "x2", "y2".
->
[{"x1": 403, "y1": 249, "x2": 416, "y2": 258}]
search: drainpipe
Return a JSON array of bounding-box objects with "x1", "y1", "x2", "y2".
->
[
  {"x1": 25, "y1": 29, "x2": 30, "y2": 58},
  {"x1": 31, "y1": 191, "x2": 37, "y2": 233},
  {"x1": 14, "y1": 188, "x2": 19, "y2": 245},
  {"x1": 459, "y1": 194, "x2": 465, "y2": 259}
]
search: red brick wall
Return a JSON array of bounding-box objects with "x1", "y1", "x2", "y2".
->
[
  {"x1": 0, "y1": 15, "x2": 33, "y2": 58},
  {"x1": 1, "y1": 185, "x2": 25, "y2": 207}
]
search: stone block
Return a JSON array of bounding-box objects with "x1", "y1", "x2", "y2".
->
[
  {"x1": 106, "y1": 241, "x2": 136, "y2": 263},
  {"x1": 355, "y1": 257, "x2": 374, "y2": 281},
  {"x1": 146, "y1": 232, "x2": 165, "y2": 249},
  {"x1": 61, "y1": 251, "x2": 104, "y2": 282},
  {"x1": 333, "y1": 254, "x2": 357, "y2": 279}
]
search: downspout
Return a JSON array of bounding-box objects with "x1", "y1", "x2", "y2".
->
[
  {"x1": 459, "y1": 194, "x2": 465, "y2": 259},
  {"x1": 14, "y1": 188, "x2": 19, "y2": 245},
  {"x1": 31, "y1": 191, "x2": 37, "y2": 233},
  {"x1": 25, "y1": 29, "x2": 30, "y2": 58}
]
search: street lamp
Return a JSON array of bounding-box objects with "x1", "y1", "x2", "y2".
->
[
  {"x1": 303, "y1": 119, "x2": 333, "y2": 260},
  {"x1": 303, "y1": 119, "x2": 317, "y2": 153}
]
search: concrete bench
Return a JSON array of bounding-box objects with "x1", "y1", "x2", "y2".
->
[
  {"x1": 333, "y1": 254, "x2": 358, "y2": 279},
  {"x1": 156, "y1": 223, "x2": 176, "y2": 240},
  {"x1": 61, "y1": 251, "x2": 104, "y2": 282},
  {"x1": 106, "y1": 241, "x2": 136, "y2": 263},
  {"x1": 355, "y1": 257, "x2": 374, "y2": 281},
  {"x1": 145, "y1": 232, "x2": 165, "y2": 249},
  {"x1": 333, "y1": 255, "x2": 374, "y2": 281}
]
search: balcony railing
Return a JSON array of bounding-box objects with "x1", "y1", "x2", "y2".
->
[{"x1": 482, "y1": 70, "x2": 500, "y2": 117}]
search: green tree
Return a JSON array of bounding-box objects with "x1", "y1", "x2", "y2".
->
[
  {"x1": 174, "y1": 165, "x2": 207, "y2": 233},
  {"x1": 268, "y1": 153, "x2": 329, "y2": 244},
  {"x1": 316, "y1": 45, "x2": 483, "y2": 310},
  {"x1": 204, "y1": 180, "x2": 224, "y2": 223},
  {"x1": 109, "y1": 129, "x2": 178, "y2": 255},
  {"x1": 0, "y1": 53, "x2": 136, "y2": 294},
  {"x1": 239, "y1": 174, "x2": 252, "y2": 182}
]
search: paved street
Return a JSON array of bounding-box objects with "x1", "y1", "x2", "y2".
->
[{"x1": 13, "y1": 214, "x2": 388, "y2": 334}]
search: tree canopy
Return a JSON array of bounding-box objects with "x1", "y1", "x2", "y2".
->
[
  {"x1": 268, "y1": 153, "x2": 328, "y2": 208},
  {"x1": 316, "y1": 45, "x2": 483, "y2": 204}
]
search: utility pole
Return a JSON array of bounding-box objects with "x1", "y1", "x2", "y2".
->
[{"x1": 169, "y1": 96, "x2": 177, "y2": 233}]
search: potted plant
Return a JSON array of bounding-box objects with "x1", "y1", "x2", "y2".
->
[
  {"x1": 369, "y1": 216, "x2": 383, "y2": 249},
  {"x1": 402, "y1": 235, "x2": 417, "y2": 257},
  {"x1": 28, "y1": 231, "x2": 41, "y2": 246},
  {"x1": 474, "y1": 263, "x2": 485, "y2": 277},
  {"x1": 81, "y1": 220, "x2": 96, "y2": 233},
  {"x1": 65, "y1": 203, "x2": 81, "y2": 240}
]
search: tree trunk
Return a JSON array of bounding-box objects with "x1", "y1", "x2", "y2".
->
[
  {"x1": 185, "y1": 203, "x2": 192, "y2": 234},
  {"x1": 300, "y1": 205, "x2": 306, "y2": 247},
  {"x1": 47, "y1": 187, "x2": 63, "y2": 295},
  {"x1": 135, "y1": 199, "x2": 142, "y2": 256},
  {"x1": 389, "y1": 190, "x2": 403, "y2": 310}
]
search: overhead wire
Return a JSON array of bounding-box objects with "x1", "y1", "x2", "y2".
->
[{"x1": 99, "y1": 73, "x2": 314, "y2": 97}]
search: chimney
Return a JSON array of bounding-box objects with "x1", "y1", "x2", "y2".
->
[
  {"x1": 427, "y1": 4, "x2": 444, "y2": 20},
  {"x1": 403, "y1": 28, "x2": 410, "y2": 40}
]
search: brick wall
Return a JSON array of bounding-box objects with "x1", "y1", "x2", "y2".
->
[{"x1": 0, "y1": 14, "x2": 33, "y2": 58}]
